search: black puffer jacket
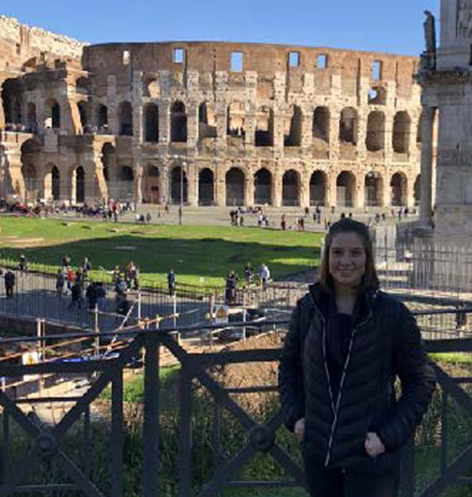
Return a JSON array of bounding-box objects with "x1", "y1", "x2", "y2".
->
[{"x1": 278, "y1": 284, "x2": 436, "y2": 473}]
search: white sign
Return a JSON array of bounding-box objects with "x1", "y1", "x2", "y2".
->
[
  {"x1": 212, "y1": 304, "x2": 229, "y2": 325},
  {"x1": 22, "y1": 351, "x2": 40, "y2": 381}
]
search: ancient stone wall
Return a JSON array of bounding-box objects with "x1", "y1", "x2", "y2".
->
[
  {"x1": 1, "y1": 40, "x2": 423, "y2": 209},
  {"x1": 0, "y1": 15, "x2": 85, "y2": 72}
]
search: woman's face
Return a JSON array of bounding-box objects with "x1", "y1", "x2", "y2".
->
[{"x1": 328, "y1": 232, "x2": 367, "y2": 290}]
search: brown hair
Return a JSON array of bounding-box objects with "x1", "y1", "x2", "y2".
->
[{"x1": 318, "y1": 218, "x2": 379, "y2": 293}]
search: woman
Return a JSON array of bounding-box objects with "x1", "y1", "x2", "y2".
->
[{"x1": 278, "y1": 218, "x2": 435, "y2": 497}]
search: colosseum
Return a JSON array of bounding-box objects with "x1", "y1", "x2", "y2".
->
[{"x1": 0, "y1": 15, "x2": 426, "y2": 209}]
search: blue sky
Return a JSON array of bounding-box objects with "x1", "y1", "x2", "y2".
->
[{"x1": 2, "y1": 0, "x2": 439, "y2": 55}]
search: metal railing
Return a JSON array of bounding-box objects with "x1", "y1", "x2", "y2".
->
[{"x1": 1, "y1": 309, "x2": 472, "y2": 496}]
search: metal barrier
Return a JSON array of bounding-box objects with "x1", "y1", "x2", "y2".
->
[{"x1": 1, "y1": 309, "x2": 472, "y2": 496}]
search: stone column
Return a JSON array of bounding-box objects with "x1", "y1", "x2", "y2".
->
[
  {"x1": 245, "y1": 169, "x2": 255, "y2": 206},
  {"x1": 272, "y1": 168, "x2": 282, "y2": 207},
  {"x1": 134, "y1": 163, "x2": 143, "y2": 204},
  {"x1": 419, "y1": 107, "x2": 435, "y2": 225},
  {"x1": 187, "y1": 162, "x2": 197, "y2": 206},
  {"x1": 159, "y1": 101, "x2": 170, "y2": 143},
  {"x1": 186, "y1": 105, "x2": 198, "y2": 148},
  {"x1": 300, "y1": 170, "x2": 310, "y2": 207},
  {"x1": 215, "y1": 165, "x2": 226, "y2": 207},
  {"x1": 326, "y1": 172, "x2": 337, "y2": 208},
  {"x1": 107, "y1": 76, "x2": 118, "y2": 135},
  {"x1": 356, "y1": 173, "x2": 365, "y2": 209},
  {"x1": 160, "y1": 165, "x2": 170, "y2": 205},
  {"x1": 329, "y1": 109, "x2": 340, "y2": 160},
  {"x1": 383, "y1": 174, "x2": 391, "y2": 207}
]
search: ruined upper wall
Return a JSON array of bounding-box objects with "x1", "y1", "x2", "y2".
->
[
  {"x1": 84, "y1": 41, "x2": 418, "y2": 87},
  {"x1": 0, "y1": 15, "x2": 86, "y2": 71}
]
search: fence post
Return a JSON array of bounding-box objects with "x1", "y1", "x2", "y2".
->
[{"x1": 142, "y1": 330, "x2": 160, "y2": 497}]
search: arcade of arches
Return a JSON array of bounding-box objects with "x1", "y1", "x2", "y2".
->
[{"x1": 17, "y1": 160, "x2": 419, "y2": 210}]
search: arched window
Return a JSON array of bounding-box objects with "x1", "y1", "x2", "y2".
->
[
  {"x1": 170, "y1": 101, "x2": 187, "y2": 142},
  {"x1": 366, "y1": 111, "x2": 386, "y2": 152},
  {"x1": 118, "y1": 101, "x2": 133, "y2": 136},
  {"x1": 198, "y1": 168, "x2": 215, "y2": 206},
  {"x1": 282, "y1": 170, "x2": 300, "y2": 206},
  {"x1": 255, "y1": 107, "x2": 274, "y2": 146},
  {"x1": 144, "y1": 104, "x2": 159, "y2": 142},
  {"x1": 284, "y1": 105, "x2": 302, "y2": 147},
  {"x1": 392, "y1": 111, "x2": 411, "y2": 154},
  {"x1": 254, "y1": 168, "x2": 272, "y2": 205}
]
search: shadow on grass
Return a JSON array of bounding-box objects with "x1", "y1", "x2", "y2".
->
[{"x1": 1, "y1": 235, "x2": 321, "y2": 284}]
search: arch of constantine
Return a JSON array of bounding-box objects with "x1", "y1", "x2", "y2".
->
[{"x1": 0, "y1": 16, "x2": 426, "y2": 208}]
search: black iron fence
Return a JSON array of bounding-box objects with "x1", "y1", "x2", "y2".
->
[{"x1": 1, "y1": 310, "x2": 472, "y2": 496}]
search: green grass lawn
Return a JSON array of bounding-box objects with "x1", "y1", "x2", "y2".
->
[{"x1": 0, "y1": 217, "x2": 322, "y2": 287}]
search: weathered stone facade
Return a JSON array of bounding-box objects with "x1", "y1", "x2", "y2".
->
[
  {"x1": 418, "y1": 0, "x2": 472, "y2": 239},
  {"x1": 0, "y1": 18, "x2": 422, "y2": 208}
]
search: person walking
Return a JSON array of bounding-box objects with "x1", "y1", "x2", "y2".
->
[
  {"x1": 225, "y1": 270, "x2": 238, "y2": 305},
  {"x1": 55, "y1": 268, "x2": 66, "y2": 297},
  {"x1": 278, "y1": 218, "x2": 436, "y2": 497},
  {"x1": 167, "y1": 269, "x2": 176, "y2": 296},
  {"x1": 4, "y1": 270, "x2": 15, "y2": 299},
  {"x1": 258, "y1": 263, "x2": 270, "y2": 290}
]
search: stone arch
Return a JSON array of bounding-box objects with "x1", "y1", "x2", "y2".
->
[
  {"x1": 339, "y1": 108, "x2": 358, "y2": 145},
  {"x1": 414, "y1": 174, "x2": 421, "y2": 206},
  {"x1": 366, "y1": 111, "x2": 386, "y2": 152},
  {"x1": 337, "y1": 171, "x2": 356, "y2": 207},
  {"x1": 255, "y1": 106, "x2": 274, "y2": 146},
  {"x1": 45, "y1": 98, "x2": 61, "y2": 129},
  {"x1": 143, "y1": 75, "x2": 160, "y2": 98},
  {"x1": 21, "y1": 163, "x2": 38, "y2": 203},
  {"x1": 368, "y1": 86, "x2": 387, "y2": 105},
  {"x1": 115, "y1": 166, "x2": 134, "y2": 200},
  {"x1": 144, "y1": 165, "x2": 160, "y2": 204},
  {"x1": 227, "y1": 102, "x2": 245, "y2": 138},
  {"x1": 198, "y1": 168, "x2": 215, "y2": 206},
  {"x1": 1, "y1": 79, "x2": 22, "y2": 125},
  {"x1": 310, "y1": 170, "x2": 327, "y2": 206},
  {"x1": 26, "y1": 103, "x2": 37, "y2": 132},
  {"x1": 170, "y1": 101, "x2": 187, "y2": 142},
  {"x1": 44, "y1": 163, "x2": 61, "y2": 202},
  {"x1": 77, "y1": 100, "x2": 88, "y2": 129},
  {"x1": 392, "y1": 111, "x2": 411, "y2": 154},
  {"x1": 76, "y1": 77, "x2": 91, "y2": 95},
  {"x1": 226, "y1": 167, "x2": 245, "y2": 206},
  {"x1": 52, "y1": 165, "x2": 60, "y2": 201},
  {"x1": 118, "y1": 101, "x2": 133, "y2": 136},
  {"x1": 170, "y1": 166, "x2": 188, "y2": 204},
  {"x1": 198, "y1": 101, "x2": 217, "y2": 139},
  {"x1": 74, "y1": 166, "x2": 85, "y2": 203},
  {"x1": 282, "y1": 169, "x2": 300, "y2": 206},
  {"x1": 313, "y1": 107, "x2": 330, "y2": 149},
  {"x1": 144, "y1": 103, "x2": 159, "y2": 143},
  {"x1": 97, "y1": 104, "x2": 108, "y2": 129},
  {"x1": 254, "y1": 168, "x2": 272, "y2": 205},
  {"x1": 284, "y1": 105, "x2": 302, "y2": 147},
  {"x1": 390, "y1": 172, "x2": 408, "y2": 206},
  {"x1": 365, "y1": 172, "x2": 384, "y2": 207}
]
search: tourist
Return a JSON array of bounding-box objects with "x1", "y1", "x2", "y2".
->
[
  {"x1": 278, "y1": 218, "x2": 435, "y2": 497},
  {"x1": 244, "y1": 262, "x2": 253, "y2": 286},
  {"x1": 281, "y1": 214, "x2": 287, "y2": 231},
  {"x1": 4, "y1": 270, "x2": 15, "y2": 299},
  {"x1": 18, "y1": 254, "x2": 27, "y2": 272},
  {"x1": 82, "y1": 257, "x2": 92, "y2": 278},
  {"x1": 69, "y1": 281, "x2": 84, "y2": 309},
  {"x1": 225, "y1": 270, "x2": 238, "y2": 305},
  {"x1": 86, "y1": 281, "x2": 98, "y2": 310},
  {"x1": 167, "y1": 269, "x2": 176, "y2": 296},
  {"x1": 258, "y1": 263, "x2": 270, "y2": 290},
  {"x1": 96, "y1": 282, "x2": 106, "y2": 311},
  {"x1": 55, "y1": 268, "x2": 66, "y2": 297}
]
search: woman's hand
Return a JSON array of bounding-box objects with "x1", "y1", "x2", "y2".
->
[
  {"x1": 294, "y1": 417, "x2": 305, "y2": 442},
  {"x1": 365, "y1": 432, "x2": 385, "y2": 458}
]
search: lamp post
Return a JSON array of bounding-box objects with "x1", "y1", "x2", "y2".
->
[{"x1": 179, "y1": 160, "x2": 187, "y2": 225}]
